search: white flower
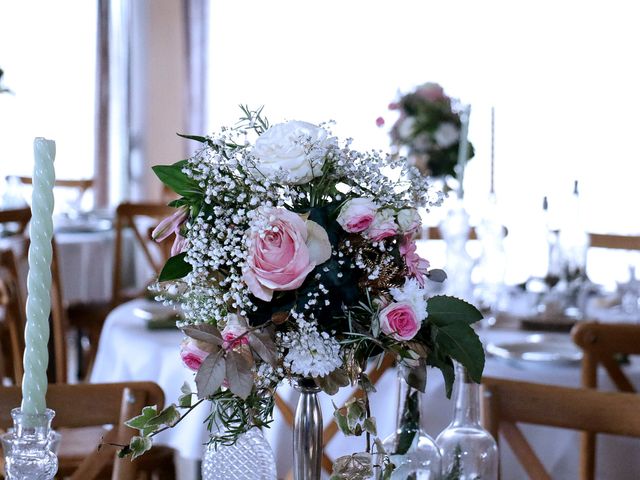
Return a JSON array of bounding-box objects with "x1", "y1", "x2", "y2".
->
[
  {"x1": 433, "y1": 122, "x2": 459, "y2": 148},
  {"x1": 282, "y1": 320, "x2": 342, "y2": 377},
  {"x1": 396, "y1": 208, "x2": 421, "y2": 234},
  {"x1": 252, "y1": 120, "x2": 335, "y2": 185},
  {"x1": 390, "y1": 278, "x2": 428, "y2": 322},
  {"x1": 396, "y1": 117, "x2": 415, "y2": 141}
]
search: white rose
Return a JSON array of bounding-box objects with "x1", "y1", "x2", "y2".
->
[
  {"x1": 337, "y1": 197, "x2": 378, "y2": 233},
  {"x1": 397, "y1": 117, "x2": 416, "y2": 141},
  {"x1": 434, "y1": 122, "x2": 459, "y2": 148},
  {"x1": 252, "y1": 120, "x2": 334, "y2": 185},
  {"x1": 396, "y1": 208, "x2": 421, "y2": 234}
]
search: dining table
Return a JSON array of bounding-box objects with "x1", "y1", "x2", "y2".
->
[{"x1": 90, "y1": 292, "x2": 640, "y2": 480}]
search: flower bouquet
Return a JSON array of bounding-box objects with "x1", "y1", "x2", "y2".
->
[
  {"x1": 118, "y1": 106, "x2": 485, "y2": 478},
  {"x1": 386, "y1": 82, "x2": 474, "y2": 187}
]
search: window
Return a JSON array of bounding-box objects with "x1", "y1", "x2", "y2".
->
[
  {"x1": 0, "y1": 0, "x2": 97, "y2": 208},
  {"x1": 207, "y1": 1, "x2": 640, "y2": 286}
]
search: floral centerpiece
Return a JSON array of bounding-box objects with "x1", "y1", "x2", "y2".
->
[
  {"x1": 385, "y1": 82, "x2": 474, "y2": 187},
  {"x1": 118, "y1": 106, "x2": 485, "y2": 478}
]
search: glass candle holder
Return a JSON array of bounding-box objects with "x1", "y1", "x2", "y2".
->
[{"x1": 1, "y1": 408, "x2": 59, "y2": 480}]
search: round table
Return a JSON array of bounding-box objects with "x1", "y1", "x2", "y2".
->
[{"x1": 91, "y1": 299, "x2": 640, "y2": 479}]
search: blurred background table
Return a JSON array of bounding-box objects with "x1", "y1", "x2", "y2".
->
[{"x1": 91, "y1": 297, "x2": 640, "y2": 479}]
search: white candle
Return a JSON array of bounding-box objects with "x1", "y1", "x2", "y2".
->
[
  {"x1": 456, "y1": 105, "x2": 471, "y2": 199},
  {"x1": 21, "y1": 138, "x2": 56, "y2": 415}
]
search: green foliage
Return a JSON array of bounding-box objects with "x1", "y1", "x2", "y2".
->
[
  {"x1": 395, "y1": 389, "x2": 420, "y2": 455},
  {"x1": 152, "y1": 160, "x2": 201, "y2": 199},
  {"x1": 158, "y1": 252, "x2": 192, "y2": 282}
]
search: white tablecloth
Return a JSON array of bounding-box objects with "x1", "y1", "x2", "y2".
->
[{"x1": 91, "y1": 299, "x2": 640, "y2": 479}]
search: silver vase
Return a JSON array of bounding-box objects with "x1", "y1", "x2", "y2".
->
[{"x1": 293, "y1": 377, "x2": 322, "y2": 480}]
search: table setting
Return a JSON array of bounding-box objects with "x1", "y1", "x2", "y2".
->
[{"x1": 4, "y1": 91, "x2": 640, "y2": 480}]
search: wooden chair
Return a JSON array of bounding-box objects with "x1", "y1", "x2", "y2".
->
[
  {"x1": 0, "y1": 249, "x2": 25, "y2": 384},
  {"x1": 0, "y1": 381, "x2": 175, "y2": 479},
  {"x1": 0, "y1": 207, "x2": 68, "y2": 384},
  {"x1": 7, "y1": 176, "x2": 94, "y2": 209},
  {"x1": 482, "y1": 376, "x2": 640, "y2": 480},
  {"x1": 571, "y1": 322, "x2": 640, "y2": 479},
  {"x1": 68, "y1": 202, "x2": 175, "y2": 380},
  {"x1": 588, "y1": 233, "x2": 640, "y2": 251}
]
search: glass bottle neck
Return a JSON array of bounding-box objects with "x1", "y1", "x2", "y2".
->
[
  {"x1": 451, "y1": 363, "x2": 481, "y2": 427},
  {"x1": 396, "y1": 367, "x2": 424, "y2": 431}
]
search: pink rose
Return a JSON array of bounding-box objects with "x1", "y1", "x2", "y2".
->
[
  {"x1": 375, "y1": 117, "x2": 385, "y2": 127},
  {"x1": 366, "y1": 208, "x2": 398, "y2": 241},
  {"x1": 180, "y1": 339, "x2": 210, "y2": 371},
  {"x1": 243, "y1": 207, "x2": 328, "y2": 301},
  {"x1": 400, "y1": 235, "x2": 430, "y2": 286},
  {"x1": 416, "y1": 83, "x2": 446, "y2": 102},
  {"x1": 221, "y1": 314, "x2": 249, "y2": 350},
  {"x1": 379, "y1": 302, "x2": 421, "y2": 341},
  {"x1": 337, "y1": 198, "x2": 377, "y2": 233}
]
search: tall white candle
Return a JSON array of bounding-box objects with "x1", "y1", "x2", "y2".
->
[
  {"x1": 456, "y1": 105, "x2": 471, "y2": 199},
  {"x1": 21, "y1": 138, "x2": 56, "y2": 415}
]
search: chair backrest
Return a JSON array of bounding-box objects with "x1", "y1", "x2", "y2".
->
[
  {"x1": 0, "y1": 248, "x2": 26, "y2": 384},
  {"x1": 588, "y1": 233, "x2": 640, "y2": 250},
  {"x1": 482, "y1": 376, "x2": 640, "y2": 480},
  {"x1": 571, "y1": 321, "x2": 640, "y2": 479},
  {"x1": 0, "y1": 381, "x2": 164, "y2": 480},
  {"x1": 0, "y1": 207, "x2": 69, "y2": 384},
  {"x1": 112, "y1": 202, "x2": 175, "y2": 306},
  {"x1": 8, "y1": 176, "x2": 94, "y2": 206}
]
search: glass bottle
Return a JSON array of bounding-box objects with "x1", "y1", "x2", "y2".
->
[
  {"x1": 380, "y1": 366, "x2": 442, "y2": 479},
  {"x1": 201, "y1": 428, "x2": 277, "y2": 480},
  {"x1": 435, "y1": 363, "x2": 498, "y2": 480}
]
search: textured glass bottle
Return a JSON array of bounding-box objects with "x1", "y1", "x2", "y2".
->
[
  {"x1": 381, "y1": 367, "x2": 442, "y2": 479},
  {"x1": 201, "y1": 428, "x2": 277, "y2": 480},
  {"x1": 436, "y1": 363, "x2": 498, "y2": 480}
]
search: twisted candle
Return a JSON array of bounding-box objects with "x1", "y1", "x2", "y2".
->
[{"x1": 21, "y1": 138, "x2": 56, "y2": 416}]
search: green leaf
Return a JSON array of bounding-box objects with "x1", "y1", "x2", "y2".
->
[
  {"x1": 427, "y1": 349, "x2": 455, "y2": 398},
  {"x1": 195, "y1": 351, "x2": 226, "y2": 398},
  {"x1": 182, "y1": 324, "x2": 224, "y2": 347},
  {"x1": 167, "y1": 198, "x2": 188, "y2": 208},
  {"x1": 434, "y1": 323, "x2": 485, "y2": 383},
  {"x1": 129, "y1": 435, "x2": 153, "y2": 460},
  {"x1": 125, "y1": 405, "x2": 159, "y2": 436},
  {"x1": 427, "y1": 295, "x2": 483, "y2": 326},
  {"x1": 363, "y1": 417, "x2": 377, "y2": 436},
  {"x1": 152, "y1": 162, "x2": 201, "y2": 198},
  {"x1": 146, "y1": 404, "x2": 181, "y2": 428},
  {"x1": 402, "y1": 360, "x2": 427, "y2": 392},
  {"x1": 225, "y1": 350, "x2": 254, "y2": 400},
  {"x1": 178, "y1": 381, "x2": 194, "y2": 407},
  {"x1": 333, "y1": 409, "x2": 351, "y2": 435},
  {"x1": 177, "y1": 133, "x2": 212, "y2": 145},
  {"x1": 158, "y1": 252, "x2": 192, "y2": 281},
  {"x1": 248, "y1": 328, "x2": 277, "y2": 367}
]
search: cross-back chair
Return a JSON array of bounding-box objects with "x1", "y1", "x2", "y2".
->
[
  {"x1": 68, "y1": 202, "x2": 175, "y2": 380},
  {"x1": 482, "y1": 376, "x2": 640, "y2": 480},
  {"x1": 0, "y1": 381, "x2": 175, "y2": 479},
  {"x1": 7, "y1": 176, "x2": 94, "y2": 210},
  {"x1": 0, "y1": 248, "x2": 25, "y2": 384},
  {"x1": 571, "y1": 321, "x2": 640, "y2": 479},
  {"x1": 0, "y1": 207, "x2": 68, "y2": 384},
  {"x1": 588, "y1": 233, "x2": 640, "y2": 251}
]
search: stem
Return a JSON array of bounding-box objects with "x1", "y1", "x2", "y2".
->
[
  {"x1": 360, "y1": 373, "x2": 372, "y2": 454},
  {"x1": 150, "y1": 398, "x2": 206, "y2": 438}
]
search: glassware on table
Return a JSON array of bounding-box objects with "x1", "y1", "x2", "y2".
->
[
  {"x1": 201, "y1": 427, "x2": 277, "y2": 480},
  {"x1": 380, "y1": 366, "x2": 442, "y2": 479},
  {"x1": 435, "y1": 363, "x2": 498, "y2": 480},
  {"x1": 1, "y1": 408, "x2": 59, "y2": 480}
]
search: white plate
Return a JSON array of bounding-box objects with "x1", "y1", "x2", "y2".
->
[{"x1": 487, "y1": 333, "x2": 582, "y2": 367}]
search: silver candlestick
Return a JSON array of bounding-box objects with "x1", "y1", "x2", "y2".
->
[{"x1": 293, "y1": 378, "x2": 322, "y2": 480}]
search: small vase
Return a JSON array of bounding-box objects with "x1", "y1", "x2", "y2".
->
[
  {"x1": 380, "y1": 366, "x2": 442, "y2": 479},
  {"x1": 201, "y1": 428, "x2": 277, "y2": 480},
  {"x1": 0, "y1": 408, "x2": 59, "y2": 480},
  {"x1": 293, "y1": 377, "x2": 323, "y2": 480},
  {"x1": 435, "y1": 363, "x2": 498, "y2": 480}
]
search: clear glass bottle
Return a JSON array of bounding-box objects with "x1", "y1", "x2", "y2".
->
[
  {"x1": 436, "y1": 363, "x2": 498, "y2": 480},
  {"x1": 201, "y1": 428, "x2": 277, "y2": 480},
  {"x1": 380, "y1": 367, "x2": 442, "y2": 479}
]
